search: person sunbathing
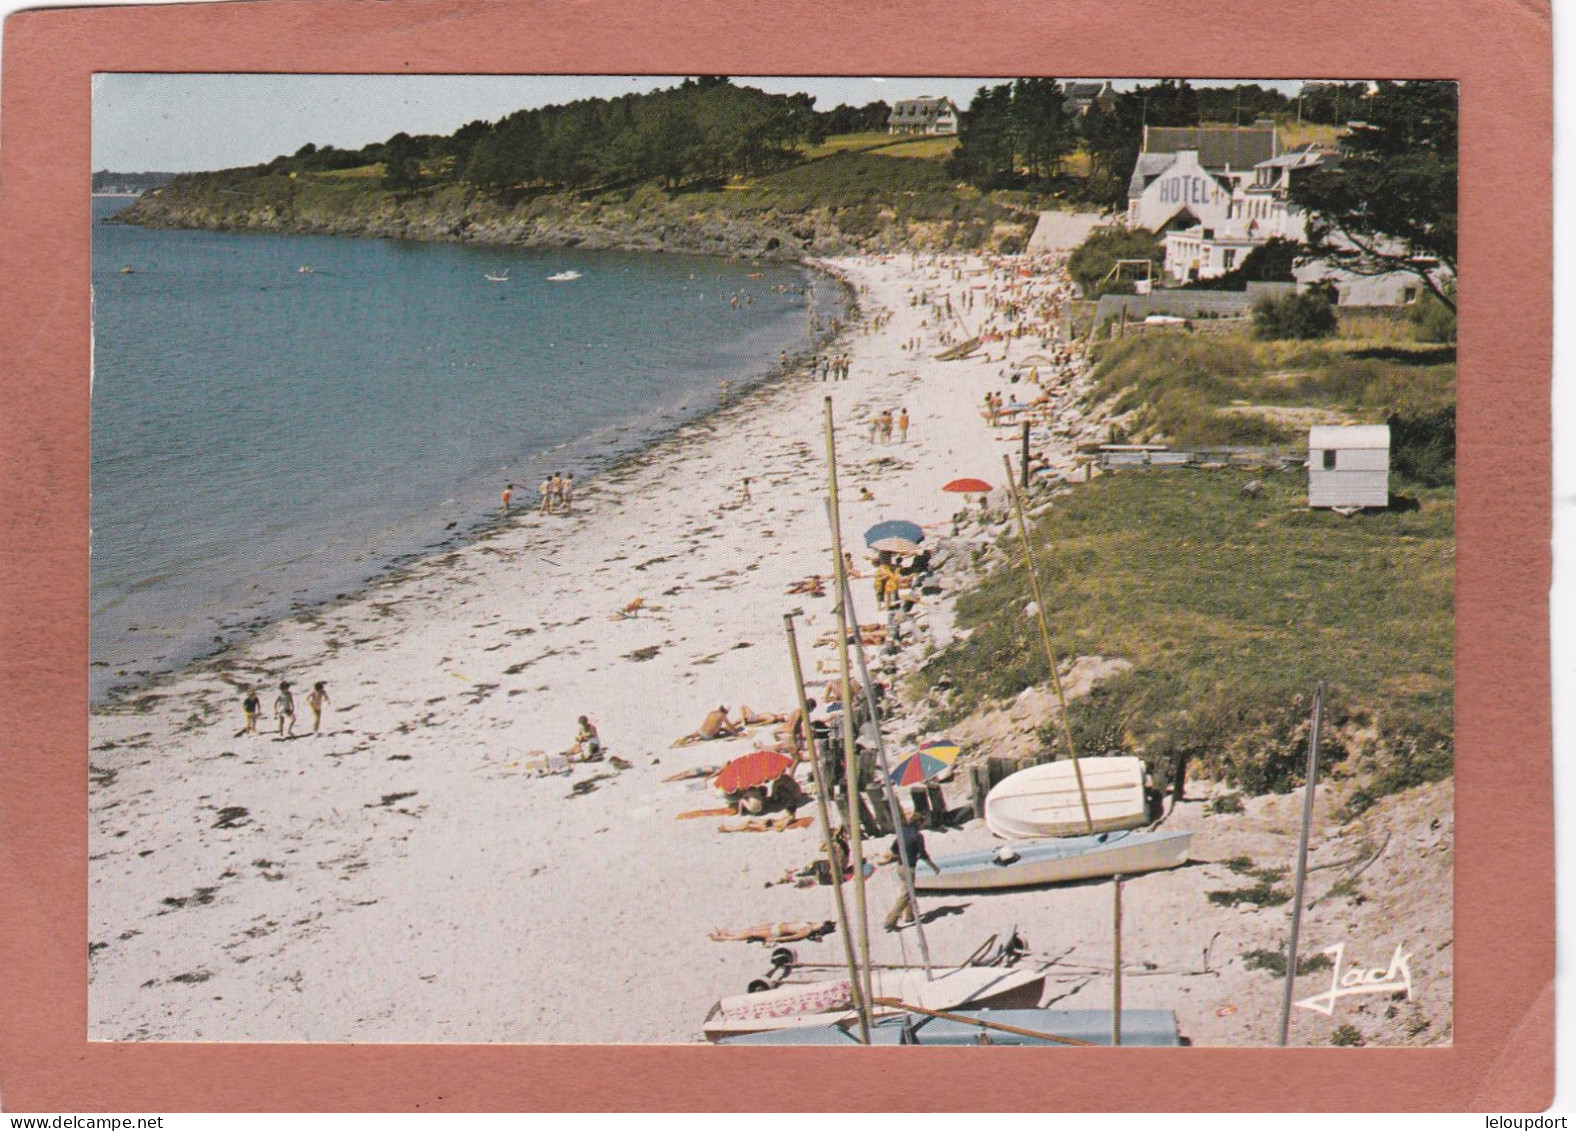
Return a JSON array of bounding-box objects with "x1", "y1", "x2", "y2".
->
[
  {"x1": 672, "y1": 705, "x2": 744, "y2": 746},
  {"x1": 738, "y1": 705, "x2": 789, "y2": 727},
  {"x1": 707, "y1": 920, "x2": 835, "y2": 945}
]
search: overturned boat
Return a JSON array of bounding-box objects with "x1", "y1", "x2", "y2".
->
[
  {"x1": 915, "y1": 828, "x2": 1192, "y2": 892},
  {"x1": 986, "y1": 755, "x2": 1150, "y2": 839}
]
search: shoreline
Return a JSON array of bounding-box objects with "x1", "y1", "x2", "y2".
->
[
  {"x1": 88, "y1": 248, "x2": 1094, "y2": 1042},
  {"x1": 90, "y1": 256, "x2": 856, "y2": 709}
]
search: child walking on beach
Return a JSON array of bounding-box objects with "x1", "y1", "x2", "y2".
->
[
  {"x1": 241, "y1": 689, "x2": 260, "y2": 735},
  {"x1": 274, "y1": 681, "x2": 296, "y2": 737},
  {"x1": 307, "y1": 681, "x2": 330, "y2": 736},
  {"x1": 501, "y1": 483, "x2": 513, "y2": 514}
]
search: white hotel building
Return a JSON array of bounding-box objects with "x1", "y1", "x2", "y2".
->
[{"x1": 1126, "y1": 123, "x2": 1323, "y2": 283}]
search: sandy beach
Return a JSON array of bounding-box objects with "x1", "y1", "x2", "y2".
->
[{"x1": 87, "y1": 247, "x2": 1451, "y2": 1046}]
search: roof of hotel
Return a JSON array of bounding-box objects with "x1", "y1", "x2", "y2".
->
[{"x1": 1143, "y1": 126, "x2": 1278, "y2": 170}]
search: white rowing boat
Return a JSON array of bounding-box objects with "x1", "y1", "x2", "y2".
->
[{"x1": 986, "y1": 756, "x2": 1149, "y2": 839}]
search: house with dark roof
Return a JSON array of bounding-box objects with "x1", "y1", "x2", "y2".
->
[
  {"x1": 887, "y1": 97, "x2": 959, "y2": 136},
  {"x1": 1061, "y1": 81, "x2": 1116, "y2": 116}
]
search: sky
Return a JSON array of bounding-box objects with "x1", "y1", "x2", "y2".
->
[{"x1": 92, "y1": 74, "x2": 1309, "y2": 174}]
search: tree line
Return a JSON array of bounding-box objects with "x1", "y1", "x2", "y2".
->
[{"x1": 251, "y1": 78, "x2": 893, "y2": 197}]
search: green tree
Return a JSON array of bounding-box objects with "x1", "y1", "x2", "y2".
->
[
  {"x1": 1011, "y1": 78, "x2": 1076, "y2": 182},
  {"x1": 381, "y1": 132, "x2": 422, "y2": 194},
  {"x1": 1066, "y1": 226, "x2": 1166, "y2": 296},
  {"x1": 1291, "y1": 81, "x2": 1457, "y2": 312},
  {"x1": 948, "y1": 84, "x2": 1016, "y2": 188}
]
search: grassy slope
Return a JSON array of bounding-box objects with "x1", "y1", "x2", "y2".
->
[
  {"x1": 1090, "y1": 334, "x2": 1456, "y2": 446},
  {"x1": 923, "y1": 326, "x2": 1455, "y2": 799},
  {"x1": 925, "y1": 467, "x2": 1454, "y2": 793}
]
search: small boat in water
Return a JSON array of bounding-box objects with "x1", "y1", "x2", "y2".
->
[
  {"x1": 485, "y1": 270, "x2": 510, "y2": 282},
  {"x1": 702, "y1": 963, "x2": 1045, "y2": 1042},
  {"x1": 987, "y1": 756, "x2": 1150, "y2": 839},
  {"x1": 547, "y1": 270, "x2": 582, "y2": 282},
  {"x1": 718, "y1": 1007, "x2": 1182, "y2": 1046},
  {"x1": 915, "y1": 829, "x2": 1192, "y2": 892}
]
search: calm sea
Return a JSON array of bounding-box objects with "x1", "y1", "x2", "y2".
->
[{"x1": 91, "y1": 196, "x2": 836, "y2": 702}]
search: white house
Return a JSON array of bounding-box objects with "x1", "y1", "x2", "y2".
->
[
  {"x1": 887, "y1": 97, "x2": 959, "y2": 136},
  {"x1": 1308, "y1": 425, "x2": 1390, "y2": 509}
]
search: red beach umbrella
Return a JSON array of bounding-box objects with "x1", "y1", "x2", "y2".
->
[
  {"x1": 711, "y1": 750, "x2": 794, "y2": 794},
  {"x1": 944, "y1": 478, "x2": 993, "y2": 494}
]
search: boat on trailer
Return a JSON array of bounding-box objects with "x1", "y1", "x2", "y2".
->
[
  {"x1": 718, "y1": 1007, "x2": 1182, "y2": 1046},
  {"x1": 702, "y1": 963, "x2": 1045, "y2": 1042},
  {"x1": 915, "y1": 828, "x2": 1192, "y2": 892}
]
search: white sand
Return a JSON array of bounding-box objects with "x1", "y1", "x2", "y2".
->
[{"x1": 87, "y1": 248, "x2": 1453, "y2": 1048}]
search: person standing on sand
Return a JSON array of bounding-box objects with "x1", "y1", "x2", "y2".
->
[
  {"x1": 741, "y1": 477, "x2": 753, "y2": 504},
  {"x1": 539, "y1": 475, "x2": 553, "y2": 514},
  {"x1": 562, "y1": 472, "x2": 575, "y2": 514},
  {"x1": 548, "y1": 472, "x2": 564, "y2": 515},
  {"x1": 898, "y1": 408, "x2": 910, "y2": 443},
  {"x1": 501, "y1": 483, "x2": 513, "y2": 514},
  {"x1": 307, "y1": 681, "x2": 330, "y2": 735},
  {"x1": 780, "y1": 350, "x2": 789, "y2": 372},
  {"x1": 242, "y1": 689, "x2": 260, "y2": 735},
  {"x1": 274, "y1": 681, "x2": 296, "y2": 737},
  {"x1": 719, "y1": 379, "x2": 731, "y2": 404},
  {"x1": 884, "y1": 813, "x2": 939, "y2": 931}
]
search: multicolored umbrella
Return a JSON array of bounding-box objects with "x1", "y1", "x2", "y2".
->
[
  {"x1": 943, "y1": 478, "x2": 993, "y2": 494},
  {"x1": 864, "y1": 520, "x2": 924, "y2": 548},
  {"x1": 711, "y1": 750, "x2": 794, "y2": 794},
  {"x1": 888, "y1": 740, "x2": 962, "y2": 786},
  {"x1": 869, "y1": 536, "x2": 923, "y2": 555}
]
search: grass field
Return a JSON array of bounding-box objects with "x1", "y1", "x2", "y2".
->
[
  {"x1": 922, "y1": 466, "x2": 1454, "y2": 796},
  {"x1": 1089, "y1": 333, "x2": 1456, "y2": 446},
  {"x1": 876, "y1": 136, "x2": 960, "y2": 160}
]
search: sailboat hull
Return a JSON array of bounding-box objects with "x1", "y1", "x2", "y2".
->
[
  {"x1": 986, "y1": 756, "x2": 1149, "y2": 839},
  {"x1": 702, "y1": 964, "x2": 1045, "y2": 1042},
  {"x1": 717, "y1": 1008, "x2": 1182, "y2": 1046},
  {"x1": 915, "y1": 829, "x2": 1192, "y2": 891}
]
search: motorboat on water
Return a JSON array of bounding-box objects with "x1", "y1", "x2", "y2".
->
[{"x1": 547, "y1": 270, "x2": 582, "y2": 281}]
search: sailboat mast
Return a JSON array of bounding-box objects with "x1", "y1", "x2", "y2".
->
[
  {"x1": 1002, "y1": 453, "x2": 1095, "y2": 836},
  {"x1": 824, "y1": 397, "x2": 876, "y2": 1026},
  {"x1": 783, "y1": 613, "x2": 871, "y2": 1043}
]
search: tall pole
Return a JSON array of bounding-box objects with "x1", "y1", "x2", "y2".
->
[
  {"x1": 1020, "y1": 420, "x2": 1031, "y2": 488},
  {"x1": 784, "y1": 613, "x2": 870, "y2": 1043},
  {"x1": 824, "y1": 396, "x2": 875, "y2": 1024},
  {"x1": 1111, "y1": 874, "x2": 1124, "y2": 1047},
  {"x1": 1278, "y1": 681, "x2": 1326, "y2": 1046},
  {"x1": 1002, "y1": 453, "x2": 1095, "y2": 835},
  {"x1": 833, "y1": 565, "x2": 934, "y2": 977}
]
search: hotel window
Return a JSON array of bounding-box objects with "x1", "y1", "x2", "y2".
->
[{"x1": 1223, "y1": 250, "x2": 1237, "y2": 270}]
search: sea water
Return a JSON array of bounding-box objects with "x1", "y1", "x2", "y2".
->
[{"x1": 91, "y1": 196, "x2": 837, "y2": 702}]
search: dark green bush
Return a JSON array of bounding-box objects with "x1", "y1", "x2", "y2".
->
[{"x1": 1252, "y1": 290, "x2": 1338, "y2": 340}]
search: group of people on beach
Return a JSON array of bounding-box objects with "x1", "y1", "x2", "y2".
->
[
  {"x1": 241, "y1": 679, "x2": 328, "y2": 738},
  {"x1": 813, "y1": 353, "x2": 851, "y2": 381},
  {"x1": 536, "y1": 472, "x2": 575, "y2": 515},
  {"x1": 865, "y1": 408, "x2": 909, "y2": 444}
]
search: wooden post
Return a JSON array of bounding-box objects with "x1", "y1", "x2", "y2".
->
[
  {"x1": 1002, "y1": 452, "x2": 1094, "y2": 835},
  {"x1": 783, "y1": 613, "x2": 870, "y2": 1043},
  {"x1": 1118, "y1": 306, "x2": 1127, "y2": 338},
  {"x1": 1020, "y1": 419, "x2": 1031, "y2": 489},
  {"x1": 824, "y1": 397, "x2": 875, "y2": 1023},
  {"x1": 1279, "y1": 682, "x2": 1326, "y2": 1046},
  {"x1": 1112, "y1": 873, "x2": 1124, "y2": 1047}
]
